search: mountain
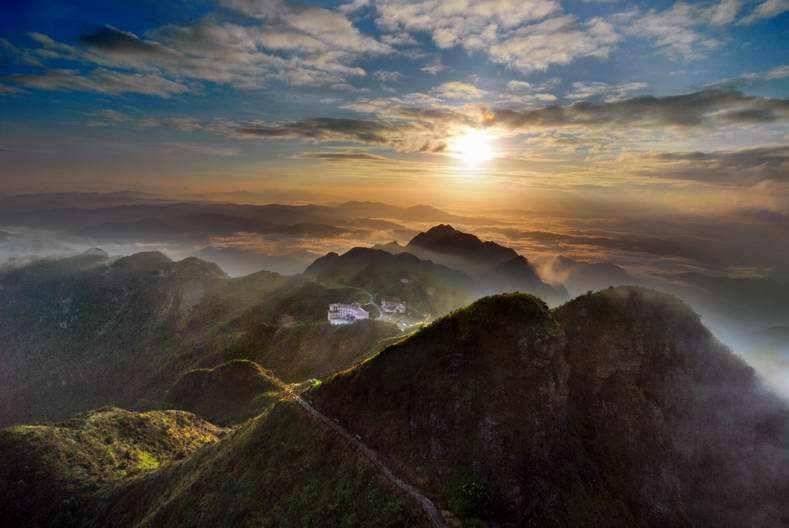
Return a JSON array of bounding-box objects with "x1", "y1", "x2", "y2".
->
[
  {"x1": 305, "y1": 247, "x2": 477, "y2": 315},
  {"x1": 0, "y1": 407, "x2": 222, "y2": 528},
  {"x1": 2, "y1": 288, "x2": 786, "y2": 526},
  {"x1": 0, "y1": 251, "x2": 415, "y2": 427},
  {"x1": 404, "y1": 225, "x2": 568, "y2": 305},
  {"x1": 165, "y1": 360, "x2": 282, "y2": 426},
  {"x1": 547, "y1": 255, "x2": 635, "y2": 296},
  {"x1": 90, "y1": 402, "x2": 433, "y2": 528},
  {"x1": 194, "y1": 246, "x2": 314, "y2": 276},
  {"x1": 0, "y1": 251, "x2": 290, "y2": 426},
  {"x1": 407, "y1": 224, "x2": 518, "y2": 271},
  {"x1": 313, "y1": 288, "x2": 788, "y2": 527}
]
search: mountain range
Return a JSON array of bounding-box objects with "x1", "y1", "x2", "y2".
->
[
  {"x1": 1, "y1": 288, "x2": 786, "y2": 527},
  {"x1": 0, "y1": 223, "x2": 787, "y2": 527}
]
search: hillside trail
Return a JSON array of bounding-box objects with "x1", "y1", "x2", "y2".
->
[{"x1": 269, "y1": 376, "x2": 448, "y2": 528}]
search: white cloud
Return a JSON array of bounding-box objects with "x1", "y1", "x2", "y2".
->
[
  {"x1": 566, "y1": 81, "x2": 648, "y2": 102},
  {"x1": 373, "y1": 70, "x2": 403, "y2": 82},
  {"x1": 372, "y1": 0, "x2": 622, "y2": 73},
  {"x1": 420, "y1": 57, "x2": 445, "y2": 75},
  {"x1": 620, "y1": 1, "x2": 748, "y2": 61},
  {"x1": 488, "y1": 15, "x2": 620, "y2": 73},
  {"x1": 741, "y1": 0, "x2": 789, "y2": 24},
  {"x1": 433, "y1": 81, "x2": 484, "y2": 100},
  {"x1": 9, "y1": 68, "x2": 189, "y2": 97},
  {"x1": 506, "y1": 80, "x2": 532, "y2": 92},
  {"x1": 4, "y1": 2, "x2": 392, "y2": 97}
]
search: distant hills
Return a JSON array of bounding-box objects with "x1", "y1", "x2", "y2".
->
[
  {"x1": 3, "y1": 288, "x2": 785, "y2": 527},
  {"x1": 0, "y1": 251, "x2": 398, "y2": 426},
  {"x1": 376, "y1": 224, "x2": 568, "y2": 305},
  {"x1": 306, "y1": 246, "x2": 477, "y2": 315}
]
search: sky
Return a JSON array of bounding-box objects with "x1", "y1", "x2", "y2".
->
[{"x1": 0, "y1": 0, "x2": 787, "y2": 213}]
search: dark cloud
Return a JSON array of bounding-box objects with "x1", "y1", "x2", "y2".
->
[
  {"x1": 236, "y1": 116, "x2": 446, "y2": 152},
  {"x1": 302, "y1": 152, "x2": 390, "y2": 161},
  {"x1": 492, "y1": 227, "x2": 716, "y2": 264},
  {"x1": 648, "y1": 145, "x2": 789, "y2": 183},
  {"x1": 237, "y1": 117, "x2": 395, "y2": 143},
  {"x1": 485, "y1": 90, "x2": 789, "y2": 130},
  {"x1": 80, "y1": 26, "x2": 169, "y2": 56}
]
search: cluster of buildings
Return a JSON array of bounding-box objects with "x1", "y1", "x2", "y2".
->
[
  {"x1": 381, "y1": 298, "x2": 407, "y2": 314},
  {"x1": 327, "y1": 298, "x2": 407, "y2": 325},
  {"x1": 327, "y1": 303, "x2": 369, "y2": 326}
]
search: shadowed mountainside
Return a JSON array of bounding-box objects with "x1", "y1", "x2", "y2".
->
[
  {"x1": 379, "y1": 225, "x2": 568, "y2": 305},
  {"x1": 313, "y1": 288, "x2": 788, "y2": 527},
  {"x1": 165, "y1": 360, "x2": 282, "y2": 426},
  {"x1": 1, "y1": 287, "x2": 786, "y2": 527},
  {"x1": 305, "y1": 246, "x2": 477, "y2": 315},
  {"x1": 0, "y1": 251, "x2": 403, "y2": 427}
]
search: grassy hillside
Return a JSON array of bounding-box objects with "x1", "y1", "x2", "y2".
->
[
  {"x1": 165, "y1": 360, "x2": 282, "y2": 425},
  {"x1": 0, "y1": 408, "x2": 222, "y2": 528},
  {"x1": 223, "y1": 320, "x2": 400, "y2": 382},
  {"x1": 92, "y1": 402, "x2": 432, "y2": 528}
]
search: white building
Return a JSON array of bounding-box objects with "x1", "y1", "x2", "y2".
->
[
  {"x1": 328, "y1": 303, "x2": 369, "y2": 325},
  {"x1": 381, "y1": 298, "x2": 407, "y2": 314}
]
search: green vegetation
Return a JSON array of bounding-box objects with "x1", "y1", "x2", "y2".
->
[
  {"x1": 3, "y1": 282, "x2": 787, "y2": 528},
  {"x1": 445, "y1": 467, "x2": 493, "y2": 523},
  {"x1": 312, "y1": 288, "x2": 789, "y2": 528},
  {"x1": 0, "y1": 408, "x2": 222, "y2": 528},
  {"x1": 89, "y1": 402, "x2": 431, "y2": 528},
  {"x1": 225, "y1": 319, "x2": 400, "y2": 382},
  {"x1": 166, "y1": 359, "x2": 281, "y2": 425}
]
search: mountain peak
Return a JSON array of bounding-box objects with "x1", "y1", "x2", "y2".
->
[
  {"x1": 422, "y1": 223, "x2": 458, "y2": 235},
  {"x1": 81, "y1": 248, "x2": 109, "y2": 259}
]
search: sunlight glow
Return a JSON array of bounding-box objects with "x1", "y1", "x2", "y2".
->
[{"x1": 450, "y1": 129, "x2": 495, "y2": 166}]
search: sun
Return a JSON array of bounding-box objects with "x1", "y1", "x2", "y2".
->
[{"x1": 450, "y1": 129, "x2": 495, "y2": 166}]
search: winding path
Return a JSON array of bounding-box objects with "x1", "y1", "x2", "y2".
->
[{"x1": 271, "y1": 378, "x2": 447, "y2": 528}]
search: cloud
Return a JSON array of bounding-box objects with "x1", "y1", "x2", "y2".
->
[
  {"x1": 375, "y1": 0, "x2": 561, "y2": 47},
  {"x1": 619, "y1": 1, "x2": 746, "y2": 60},
  {"x1": 380, "y1": 32, "x2": 418, "y2": 47},
  {"x1": 741, "y1": 0, "x2": 789, "y2": 24},
  {"x1": 707, "y1": 64, "x2": 789, "y2": 90},
  {"x1": 4, "y1": 2, "x2": 392, "y2": 97},
  {"x1": 493, "y1": 227, "x2": 716, "y2": 264},
  {"x1": 8, "y1": 68, "x2": 188, "y2": 97},
  {"x1": 0, "y1": 83, "x2": 20, "y2": 94},
  {"x1": 565, "y1": 81, "x2": 647, "y2": 102},
  {"x1": 373, "y1": 0, "x2": 618, "y2": 73},
  {"x1": 644, "y1": 145, "x2": 789, "y2": 184},
  {"x1": 485, "y1": 90, "x2": 789, "y2": 131},
  {"x1": 433, "y1": 81, "x2": 484, "y2": 100},
  {"x1": 373, "y1": 69, "x2": 403, "y2": 82},
  {"x1": 420, "y1": 57, "x2": 446, "y2": 75},
  {"x1": 219, "y1": 0, "x2": 390, "y2": 54},
  {"x1": 489, "y1": 15, "x2": 620, "y2": 72},
  {"x1": 302, "y1": 151, "x2": 390, "y2": 161},
  {"x1": 233, "y1": 109, "x2": 463, "y2": 153},
  {"x1": 79, "y1": 25, "x2": 171, "y2": 57}
]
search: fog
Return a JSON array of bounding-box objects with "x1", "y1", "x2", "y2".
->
[{"x1": 1, "y1": 192, "x2": 787, "y2": 399}]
